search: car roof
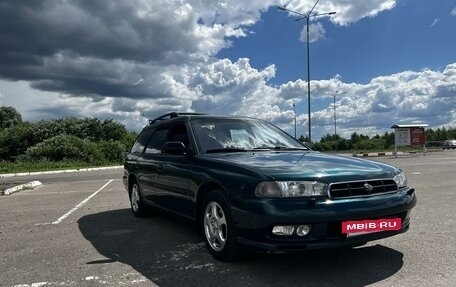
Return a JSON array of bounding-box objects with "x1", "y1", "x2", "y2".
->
[
  {"x1": 148, "y1": 112, "x2": 204, "y2": 125},
  {"x1": 147, "y1": 112, "x2": 255, "y2": 126}
]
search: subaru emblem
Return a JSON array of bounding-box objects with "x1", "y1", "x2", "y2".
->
[{"x1": 364, "y1": 183, "x2": 374, "y2": 193}]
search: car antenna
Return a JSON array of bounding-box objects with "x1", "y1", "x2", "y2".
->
[{"x1": 141, "y1": 113, "x2": 153, "y2": 125}]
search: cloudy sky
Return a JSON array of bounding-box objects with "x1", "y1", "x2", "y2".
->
[{"x1": 0, "y1": 0, "x2": 455, "y2": 140}]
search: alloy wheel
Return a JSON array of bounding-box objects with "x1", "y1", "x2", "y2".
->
[
  {"x1": 203, "y1": 201, "x2": 227, "y2": 251},
  {"x1": 131, "y1": 183, "x2": 140, "y2": 213}
]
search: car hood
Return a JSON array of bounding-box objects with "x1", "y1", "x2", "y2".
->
[{"x1": 200, "y1": 151, "x2": 398, "y2": 182}]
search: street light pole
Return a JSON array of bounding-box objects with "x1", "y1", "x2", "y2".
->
[
  {"x1": 306, "y1": 15, "x2": 311, "y2": 142},
  {"x1": 333, "y1": 90, "x2": 338, "y2": 136},
  {"x1": 293, "y1": 103, "x2": 297, "y2": 138},
  {"x1": 278, "y1": 2, "x2": 336, "y2": 143}
]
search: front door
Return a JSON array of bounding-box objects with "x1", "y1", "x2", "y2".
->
[{"x1": 154, "y1": 123, "x2": 195, "y2": 218}]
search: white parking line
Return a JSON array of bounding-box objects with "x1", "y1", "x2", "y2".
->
[
  {"x1": 11, "y1": 272, "x2": 153, "y2": 286},
  {"x1": 33, "y1": 179, "x2": 114, "y2": 226},
  {"x1": 51, "y1": 179, "x2": 113, "y2": 224}
]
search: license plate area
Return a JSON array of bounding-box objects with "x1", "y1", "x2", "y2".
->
[{"x1": 342, "y1": 218, "x2": 401, "y2": 237}]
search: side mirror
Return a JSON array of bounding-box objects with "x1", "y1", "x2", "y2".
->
[{"x1": 164, "y1": 141, "x2": 187, "y2": 155}]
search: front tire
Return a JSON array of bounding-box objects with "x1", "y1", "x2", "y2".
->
[{"x1": 202, "y1": 190, "x2": 239, "y2": 261}]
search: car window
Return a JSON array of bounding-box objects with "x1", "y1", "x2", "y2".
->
[
  {"x1": 145, "y1": 128, "x2": 169, "y2": 154},
  {"x1": 166, "y1": 123, "x2": 190, "y2": 148},
  {"x1": 230, "y1": 129, "x2": 250, "y2": 146},
  {"x1": 130, "y1": 128, "x2": 154, "y2": 153},
  {"x1": 191, "y1": 118, "x2": 306, "y2": 153}
]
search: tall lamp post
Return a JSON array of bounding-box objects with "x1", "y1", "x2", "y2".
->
[
  {"x1": 332, "y1": 90, "x2": 339, "y2": 136},
  {"x1": 293, "y1": 103, "x2": 297, "y2": 138},
  {"x1": 278, "y1": 1, "x2": 336, "y2": 143}
]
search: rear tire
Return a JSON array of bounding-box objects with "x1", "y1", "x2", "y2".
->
[
  {"x1": 129, "y1": 179, "x2": 149, "y2": 217},
  {"x1": 201, "y1": 190, "x2": 239, "y2": 261}
]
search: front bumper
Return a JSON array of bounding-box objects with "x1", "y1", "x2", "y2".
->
[{"x1": 231, "y1": 188, "x2": 416, "y2": 252}]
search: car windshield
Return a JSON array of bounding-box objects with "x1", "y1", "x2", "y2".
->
[{"x1": 191, "y1": 118, "x2": 308, "y2": 154}]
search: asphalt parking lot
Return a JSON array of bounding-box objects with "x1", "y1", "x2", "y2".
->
[{"x1": 1, "y1": 151, "x2": 455, "y2": 287}]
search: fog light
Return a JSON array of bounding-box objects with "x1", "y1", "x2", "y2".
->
[
  {"x1": 296, "y1": 225, "x2": 311, "y2": 237},
  {"x1": 272, "y1": 225, "x2": 295, "y2": 236}
]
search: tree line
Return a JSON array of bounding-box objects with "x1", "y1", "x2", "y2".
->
[
  {"x1": 2, "y1": 106, "x2": 455, "y2": 163},
  {"x1": 0, "y1": 106, "x2": 137, "y2": 164},
  {"x1": 301, "y1": 126, "x2": 456, "y2": 152}
]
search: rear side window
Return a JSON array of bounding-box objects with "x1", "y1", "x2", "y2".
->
[
  {"x1": 130, "y1": 128, "x2": 154, "y2": 153},
  {"x1": 145, "y1": 128, "x2": 169, "y2": 154}
]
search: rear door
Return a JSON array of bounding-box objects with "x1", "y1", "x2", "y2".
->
[{"x1": 137, "y1": 127, "x2": 169, "y2": 201}]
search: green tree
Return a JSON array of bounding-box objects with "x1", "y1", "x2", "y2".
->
[
  {"x1": 1, "y1": 108, "x2": 136, "y2": 163},
  {"x1": 123, "y1": 131, "x2": 139, "y2": 151},
  {"x1": 336, "y1": 138, "x2": 352, "y2": 150},
  {"x1": 0, "y1": 106, "x2": 22, "y2": 129},
  {"x1": 435, "y1": 127, "x2": 448, "y2": 141},
  {"x1": 312, "y1": 141, "x2": 333, "y2": 151},
  {"x1": 21, "y1": 134, "x2": 104, "y2": 163},
  {"x1": 27, "y1": 117, "x2": 132, "y2": 147},
  {"x1": 350, "y1": 132, "x2": 361, "y2": 145},
  {"x1": 98, "y1": 140, "x2": 126, "y2": 163},
  {"x1": 101, "y1": 119, "x2": 128, "y2": 142},
  {"x1": 354, "y1": 138, "x2": 385, "y2": 150},
  {"x1": 0, "y1": 123, "x2": 31, "y2": 161},
  {"x1": 380, "y1": 132, "x2": 395, "y2": 149},
  {"x1": 298, "y1": 135, "x2": 310, "y2": 144}
]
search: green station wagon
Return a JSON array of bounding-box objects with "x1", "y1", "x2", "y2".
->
[{"x1": 123, "y1": 112, "x2": 416, "y2": 261}]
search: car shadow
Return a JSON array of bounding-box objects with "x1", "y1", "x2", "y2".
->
[{"x1": 78, "y1": 209, "x2": 404, "y2": 287}]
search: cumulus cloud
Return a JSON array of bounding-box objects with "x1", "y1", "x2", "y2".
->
[
  {"x1": 190, "y1": 58, "x2": 277, "y2": 115},
  {"x1": 299, "y1": 22, "x2": 326, "y2": 43},
  {"x1": 0, "y1": 0, "x2": 399, "y2": 105},
  {"x1": 451, "y1": 6, "x2": 456, "y2": 16},
  {"x1": 3, "y1": 60, "x2": 455, "y2": 139},
  {"x1": 137, "y1": 59, "x2": 456, "y2": 139},
  {"x1": 282, "y1": 0, "x2": 396, "y2": 26},
  {"x1": 187, "y1": 60, "x2": 456, "y2": 138},
  {"x1": 1, "y1": 0, "x2": 455, "y2": 139},
  {"x1": 310, "y1": 64, "x2": 456, "y2": 138},
  {"x1": 0, "y1": 0, "x2": 270, "y2": 101}
]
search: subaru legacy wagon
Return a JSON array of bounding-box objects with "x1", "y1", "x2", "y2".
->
[{"x1": 123, "y1": 112, "x2": 416, "y2": 261}]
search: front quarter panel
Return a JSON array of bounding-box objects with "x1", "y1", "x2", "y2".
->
[{"x1": 191, "y1": 156, "x2": 269, "y2": 198}]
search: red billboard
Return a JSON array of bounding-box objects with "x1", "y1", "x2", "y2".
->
[{"x1": 410, "y1": 127, "x2": 425, "y2": 145}]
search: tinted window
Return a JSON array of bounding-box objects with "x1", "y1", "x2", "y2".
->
[
  {"x1": 145, "y1": 128, "x2": 169, "y2": 154},
  {"x1": 167, "y1": 124, "x2": 190, "y2": 148},
  {"x1": 130, "y1": 128, "x2": 154, "y2": 153}
]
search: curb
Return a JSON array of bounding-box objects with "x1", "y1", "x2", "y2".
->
[
  {"x1": 351, "y1": 152, "x2": 422, "y2": 157},
  {"x1": 1, "y1": 181, "x2": 42, "y2": 195},
  {"x1": 0, "y1": 165, "x2": 123, "y2": 178},
  {"x1": 352, "y1": 152, "x2": 395, "y2": 157}
]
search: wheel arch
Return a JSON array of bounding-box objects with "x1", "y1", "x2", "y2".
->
[
  {"x1": 195, "y1": 181, "x2": 228, "y2": 234},
  {"x1": 127, "y1": 174, "x2": 138, "y2": 197}
]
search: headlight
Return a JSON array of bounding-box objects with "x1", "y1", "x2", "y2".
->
[
  {"x1": 255, "y1": 181, "x2": 328, "y2": 198},
  {"x1": 393, "y1": 171, "x2": 407, "y2": 188}
]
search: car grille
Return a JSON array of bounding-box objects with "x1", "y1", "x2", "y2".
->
[{"x1": 328, "y1": 179, "x2": 398, "y2": 199}]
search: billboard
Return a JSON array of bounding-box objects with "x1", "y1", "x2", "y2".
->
[
  {"x1": 395, "y1": 128, "x2": 410, "y2": 146},
  {"x1": 410, "y1": 127, "x2": 425, "y2": 145},
  {"x1": 394, "y1": 127, "x2": 425, "y2": 146}
]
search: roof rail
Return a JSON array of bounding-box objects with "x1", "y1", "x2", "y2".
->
[{"x1": 149, "y1": 112, "x2": 206, "y2": 125}]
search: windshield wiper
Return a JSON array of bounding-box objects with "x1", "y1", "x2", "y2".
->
[
  {"x1": 206, "y1": 148, "x2": 249, "y2": 154},
  {"x1": 254, "y1": 146, "x2": 308, "y2": 151}
]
